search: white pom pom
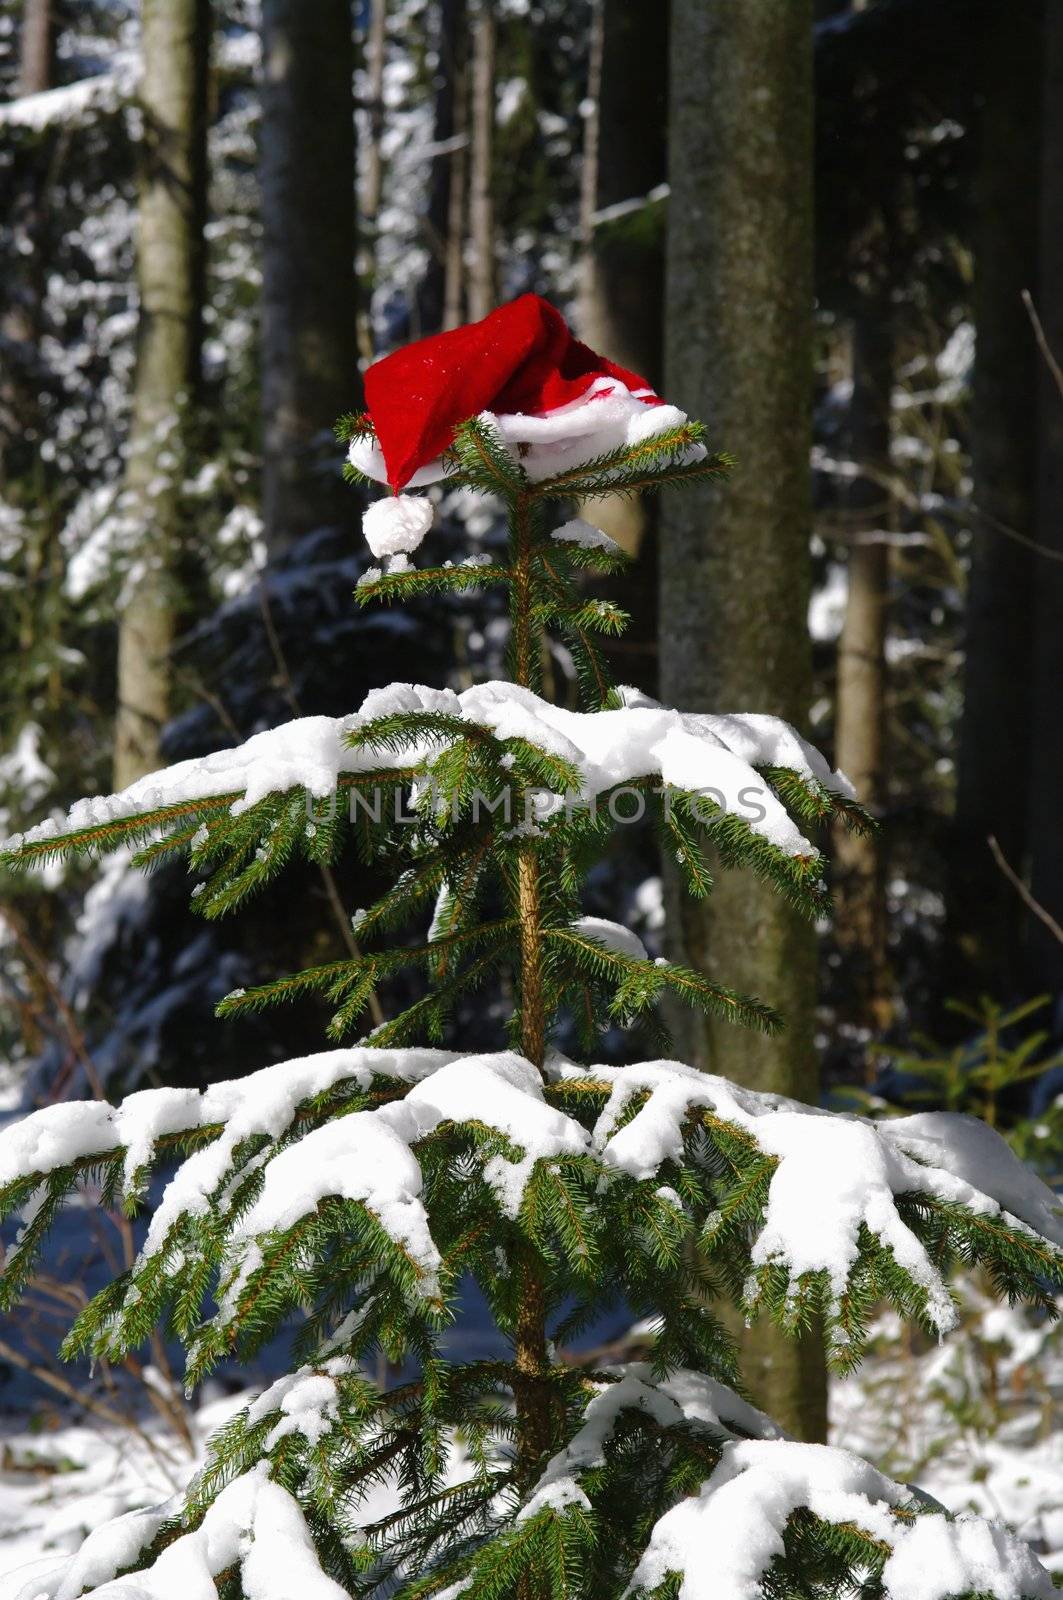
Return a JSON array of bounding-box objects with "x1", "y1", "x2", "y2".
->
[{"x1": 362, "y1": 494, "x2": 434, "y2": 559}]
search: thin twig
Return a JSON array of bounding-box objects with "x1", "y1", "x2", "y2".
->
[
  {"x1": 987, "y1": 835, "x2": 1063, "y2": 946},
  {"x1": 969, "y1": 502, "x2": 1063, "y2": 565},
  {"x1": 829, "y1": 456, "x2": 1063, "y2": 566},
  {"x1": 1022, "y1": 289, "x2": 1063, "y2": 406},
  {"x1": 0, "y1": 1335, "x2": 132, "y2": 1433},
  {"x1": 173, "y1": 666, "x2": 243, "y2": 743},
  {"x1": 10, "y1": 1285, "x2": 184, "y2": 1475},
  {"x1": 0, "y1": 903, "x2": 106, "y2": 1100},
  {"x1": 255, "y1": 574, "x2": 386, "y2": 1027},
  {"x1": 125, "y1": 1344, "x2": 196, "y2": 1455},
  {"x1": 104, "y1": 1210, "x2": 196, "y2": 1453},
  {"x1": 318, "y1": 860, "x2": 368, "y2": 967},
  {"x1": 255, "y1": 576, "x2": 301, "y2": 722}
]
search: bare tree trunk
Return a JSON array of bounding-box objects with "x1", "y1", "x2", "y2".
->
[
  {"x1": 260, "y1": 0, "x2": 357, "y2": 558},
  {"x1": 951, "y1": 2, "x2": 1040, "y2": 1000},
  {"x1": 833, "y1": 311, "x2": 892, "y2": 1032},
  {"x1": 577, "y1": 0, "x2": 604, "y2": 292},
  {"x1": 17, "y1": 0, "x2": 54, "y2": 93},
  {"x1": 575, "y1": 0, "x2": 622, "y2": 554},
  {"x1": 0, "y1": 0, "x2": 55, "y2": 477},
  {"x1": 113, "y1": 0, "x2": 208, "y2": 788},
  {"x1": 576, "y1": 0, "x2": 667, "y2": 377},
  {"x1": 1030, "y1": 0, "x2": 1063, "y2": 995},
  {"x1": 443, "y1": 12, "x2": 469, "y2": 332},
  {"x1": 417, "y1": 0, "x2": 467, "y2": 336},
  {"x1": 357, "y1": 0, "x2": 387, "y2": 361},
  {"x1": 466, "y1": 0, "x2": 495, "y2": 322},
  {"x1": 577, "y1": 0, "x2": 667, "y2": 559},
  {"x1": 661, "y1": 0, "x2": 825, "y2": 1442},
  {"x1": 362, "y1": 0, "x2": 387, "y2": 226},
  {"x1": 576, "y1": 0, "x2": 668, "y2": 693},
  {"x1": 576, "y1": 0, "x2": 669, "y2": 550},
  {"x1": 5, "y1": 0, "x2": 57, "y2": 718}
]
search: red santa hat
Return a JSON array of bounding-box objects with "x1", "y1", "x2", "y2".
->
[
  {"x1": 353, "y1": 295, "x2": 673, "y2": 561},
  {"x1": 364, "y1": 293, "x2": 657, "y2": 492}
]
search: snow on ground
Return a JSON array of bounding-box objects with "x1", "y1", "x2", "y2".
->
[
  {"x1": 0, "y1": 1047, "x2": 1057, "y2": 1584},
  {"x1": 0, "y1": 1386, "x2": 246, "y2": 1591},
  {"x1": 831, "y1": 1289, "x2": 1063, "y2": 1578},
  {"x1": 0, "y1": 1265, "x2": 1058, "y2": 1584},
  {"x1": 0, "y1": 1381, "x2": 455, "y2": 1596},
  {"x1": 0, "y1": 1295, "x2": 1058, "y2": 1590}
]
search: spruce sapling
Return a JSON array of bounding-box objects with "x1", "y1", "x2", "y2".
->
[{"x1": 1, "y1": 297, "x2": 1060, "y2": 1600}]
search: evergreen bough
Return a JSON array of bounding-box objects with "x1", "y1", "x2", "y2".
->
[{"x1": 1, "y1": 410, "x2": 1060, "y2": 1600}]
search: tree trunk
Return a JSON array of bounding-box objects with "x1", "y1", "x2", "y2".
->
[
  {"x1": 466, "y1": 0, "x2": 496, "y2": 322},
  {"x1": 661, "y1": 0, "x2": 825, "y2": 1442},
  {"x1": 951, "y1": 1, "x2": 1040, "y2": 1000},
  {"x1": 361, "y1": 0, "x2": 387, "y2": 227},
  {"x1": 113, "y1": 0, "x2": 208, "y2": 788},
  {"x1": 1030, "y1": 0, "x2": 1063, "y2": 995},
  {"x1": 260, "y1": 0, "x2": 357, "y2": 558},
  {"x1": 577, "y1": 0, "x2": 604, "y2": 323},
  {"x1": 417, "y1": 0, "x2": 467, "y2": 337},
  {"x1": 576, "y1": 0, "x2": 668, "y2": 693},
  {"x1": 833, "y1": 311, "x2": 892, "y2": 1033},
  {"x1": 7, "y1": 0, "x2": 56, "y2": 672},
  {"x1": 577, "y1": 0, "x2": 668, "y2": 559},
  {"x1": 0, "y1": 0, "x2": 55, "y2": 482},
  {"x1": 17, "y1": 0, "x2": 54, "y2": 94},
  {"x1": 442, "y1": 7, "x2": 469, "y2": 333},
  {"x1": 577, "y1": 0, "x2": 667, "y2": 379}
]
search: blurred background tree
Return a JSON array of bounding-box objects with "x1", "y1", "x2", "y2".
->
[{"x1": 660, "y1": 0, "x2": 823, "y2": 1440}]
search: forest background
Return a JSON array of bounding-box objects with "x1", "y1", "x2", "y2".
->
[{"x1": 0, "y1": 0, "x2": 1060, "y2": 1576}]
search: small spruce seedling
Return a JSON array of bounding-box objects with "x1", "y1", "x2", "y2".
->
[{"x1": 1, "y1": 299, "x2": 1059, "y2": 1600}]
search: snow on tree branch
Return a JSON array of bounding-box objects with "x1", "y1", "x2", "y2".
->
[
  {"x1": 629, "y1": 1438, "x2": 1055, "y2": 1600},
  {"x1": 3, "y1": 680, "x2": 851, "y2": 863},
  {"x1": 557, "y1": 1057, "x2": 1063, "y2": 1335},
  {"x1": 0, "y1": 56, "x2": 138, "y2": 132},
  {"x1": 1, "y1": 1050, "x2": 1057, "y2": 1373}
]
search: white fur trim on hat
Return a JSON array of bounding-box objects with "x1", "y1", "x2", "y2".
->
[{"x1": 348, "y1": 435, "x2": 449, "y2": 488}]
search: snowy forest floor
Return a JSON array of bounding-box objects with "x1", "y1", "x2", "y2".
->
[
  {"x1": 0, "y1": 1008, "x2": 1058, "y2": 1586},
  {"x1": 0, "y1": 1283, "x2": 1058, "y2": 1589}
]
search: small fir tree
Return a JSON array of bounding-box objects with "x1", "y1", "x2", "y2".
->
[{"x1": 1, "y1": 296, "x2": 1060, "y2": 1600}]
